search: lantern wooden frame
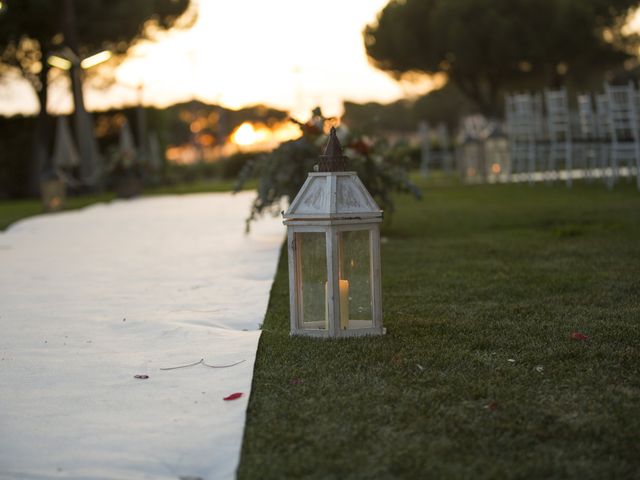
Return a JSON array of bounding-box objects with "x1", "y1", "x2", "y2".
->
[{"x1": 283, "y1": 170, "x2": 384, "y2": 338}]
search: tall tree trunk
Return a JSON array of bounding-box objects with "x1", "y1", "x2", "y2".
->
[
  {"x1": 29, "y1": 60, "x2": 51, "y2": 196},
  {"x1": 486, "y1": 77, "x2": 501, "y2": 119},
  {"x1": 451, "y1": 74, "x2": 495, "y2": 117},
  {"x1": 62, "y1": 0, "x2": 101, "y2": 185},
  {"x1": 135, "y1": 85, "x2": 148, "y2": 163}
]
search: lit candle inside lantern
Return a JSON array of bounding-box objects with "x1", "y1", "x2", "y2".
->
[
  {"x1": 339, "y1": 279, "x2": 349, "y2": 330},
  {"x1": 325, "y1": 279, "x2": 350, "y2": 330}
]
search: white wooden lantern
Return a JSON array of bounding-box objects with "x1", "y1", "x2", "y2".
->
[{"x1": 283, "y1": 128, "x2": 384, "y2": 337}]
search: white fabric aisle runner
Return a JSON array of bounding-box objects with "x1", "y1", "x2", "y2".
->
[{"x1": 0, "y1": 192, "x2": 285, "y2": 480}]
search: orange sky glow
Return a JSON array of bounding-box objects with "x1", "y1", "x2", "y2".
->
[
  {"x1": 4, "y1": 1, "x2": 638, "y2": 121},
  {"x1": 0, "y1": 0, "x2": 439, "y2": 120}
]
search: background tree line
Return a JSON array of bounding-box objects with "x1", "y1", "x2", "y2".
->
[{"x1": 364, "y1": 0, "x2": 640, "y2": 117}]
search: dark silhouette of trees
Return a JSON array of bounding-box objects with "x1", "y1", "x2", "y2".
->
[
  {"x1": 364, "y1": 0, "x2": 640, "y2": 116},
  {"x1": 0, "y1": 0, "x2": 193, "y2": 192}
]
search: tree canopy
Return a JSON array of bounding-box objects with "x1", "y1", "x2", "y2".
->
[
  {"x1": 0, "y1": 0, "x2": 193, "y2": 111},
  {"x1": 364, "y1": 0, "x2": 640, "y2": 115},
  {"x1": 343, "y1": 82, "x2": 474, "y2": 133},
  {"x1": 0, "y1": 0, "x2": 193, "y2": 192}
]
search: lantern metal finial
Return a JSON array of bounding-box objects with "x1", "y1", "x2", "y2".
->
[{"x1": 318, "y1": 127, "x2": 347, "y2": 172}]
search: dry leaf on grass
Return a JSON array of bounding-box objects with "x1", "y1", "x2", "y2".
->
[{"x1": 570, "y1": 331, "x2": 589, "y2": 341}]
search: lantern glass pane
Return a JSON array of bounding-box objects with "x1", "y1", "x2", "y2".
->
[
  {"x1": 339, "y1": 230, "x2": 373, "y2": 329},
  {"x1": 296, "y1": 232, "x2": 327, "y2": 330}
]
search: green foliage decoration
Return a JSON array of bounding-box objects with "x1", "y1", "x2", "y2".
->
[{"x1": 235, "y1": 108, "x2": 421, "y2": 230}]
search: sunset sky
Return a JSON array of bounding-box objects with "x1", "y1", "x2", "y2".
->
[{"x1": 0, "y1": 0, "x2": 437, "y2": 119}]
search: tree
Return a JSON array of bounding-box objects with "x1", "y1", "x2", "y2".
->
[
  {"x1": 364, "y1": 0, "x2": 640, "y2": 116},
  {"x1": 0, "y1": 0, "x2": 193, "y2": 193},
  {"x1": 343, "y1": 82, "x2": 475, "y2": 133}
]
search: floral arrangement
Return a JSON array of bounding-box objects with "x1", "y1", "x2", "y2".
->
[{"x1": 235, "y1": 108, "x2": 421, "y2": 230}]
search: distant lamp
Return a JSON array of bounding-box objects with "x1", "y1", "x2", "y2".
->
[
  {"x1": 80, "y1": 50, "x2": 112, "y2": 70},
  {"x1": 483, "y1": 124, "x2": 510, "y2": 182},
  {"x1": 283, "y1": 127, "x2": 384, "y2": 337},
  {"x1": 457, "y1": 131, "x2": 484, "y2": 183},
  {"x1": 40, "y1": 171, "x2": 66, "y2": 213},
  {"x1": 47, "y1": 55, "x2": 73, "y2": 71},
  {"x1": 47, "y1": 49, "x2": 111, "y2": 71}
]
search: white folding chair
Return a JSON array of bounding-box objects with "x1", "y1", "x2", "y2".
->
[
  {"x1": 577, "y1": 93, "x2": 599, "y2": 180},
  {"x1": 544, "y1": 88, "x2": 573, "y2": 187},
  {"x1": 436, "y1": 123, "x2": 453, "y2": 176},
  {"x1": 506, "y1": 93, "x2": 541, "y2": 183},
  {"x1": 604, "y1": 82, "x2": 640, "y2": 189},
  {"x1": 418, "y1": 121, "x2": 431, "y2": 178},
  {"x1": 594, "y1": 93, "x2": 612, "y2": 182}
]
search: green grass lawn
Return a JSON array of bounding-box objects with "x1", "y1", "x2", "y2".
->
[
  {"x1": 238, "y1": 179, "x2": 640, "y2": 479},
  {"x1": 0, "y1": 178, "x2": 253, "y2": 231}
]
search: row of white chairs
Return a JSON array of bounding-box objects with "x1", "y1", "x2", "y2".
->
[{"x1": 505, "y1": 83, "x2": 640, "y2": 189}]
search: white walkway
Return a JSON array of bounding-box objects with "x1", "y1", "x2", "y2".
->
[{"x1": 0, "y1": 192, "x2": 284, "y2": 480}]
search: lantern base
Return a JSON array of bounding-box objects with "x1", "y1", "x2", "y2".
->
[{"x1": 290, "y1": 326, "x2": 385, "y2": 339}]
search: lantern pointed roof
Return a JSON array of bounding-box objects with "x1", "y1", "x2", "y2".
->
[
  {"x1": 283, "y1": 128, "x2": 382, "y2": 222},
  {"x1": 323, "y1": 128, "x2": 342, "y2": 156},
  {"x1": 318, "y1": 127, "x2": 347, "y2": 172}
]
